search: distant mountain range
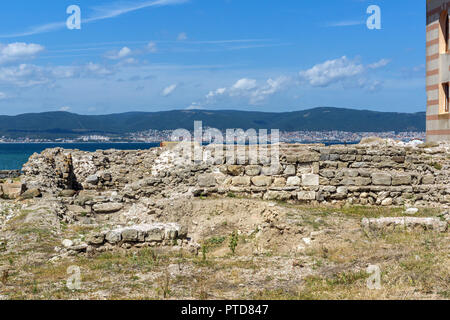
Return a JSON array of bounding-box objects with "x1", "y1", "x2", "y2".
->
[{"x1": 0, "y1": 107, "x2": 425, "y2": 139}]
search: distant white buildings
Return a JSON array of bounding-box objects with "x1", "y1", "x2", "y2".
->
[{"x1": 78, "y1": 135, "x2": 111, "y2": 142}]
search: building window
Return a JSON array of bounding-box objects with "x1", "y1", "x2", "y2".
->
[
  {"x1": 446, "y1": 83, "x2": 450, "y2": 113},
  {"x1": 440, "y1": 82, "x2": 449, "y2": 114},
  {"x1": 439, "y1": 11, "x2": 449, "y2": 54}
]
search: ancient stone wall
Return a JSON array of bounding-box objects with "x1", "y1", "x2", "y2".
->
[
  {"x1": 0, "y1": 170, "x2": 20, "y2": 179},
  {"x1": 192, "y1": 143, "x2": 450, "y2": 207},
  {"x1": 19, "y1": 141, "x2": 450, "y2": 208}
]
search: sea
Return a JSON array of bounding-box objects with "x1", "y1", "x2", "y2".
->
[
  {"x1": 0, "y1": 141, "x2": 359, "y2": 171},
  {"x1": 0, "y1": 143, "x2": 160, "y2": 170}
]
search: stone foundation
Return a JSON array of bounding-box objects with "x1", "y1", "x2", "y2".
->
[{"x1": 20, "y1": 141, "x2": 450, "y2": 208}]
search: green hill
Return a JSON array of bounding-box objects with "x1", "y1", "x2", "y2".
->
[{"x1": 0, "y1": 107, "x2": 425, "y2": 139}]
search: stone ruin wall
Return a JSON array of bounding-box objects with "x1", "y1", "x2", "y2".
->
[
  {"x1": 18, "y1": 142, "x2": 450, "y2": 208},
  {"x1": 194, "y1": 143, "x2": 450, "y2": 208},
  {"x1": 8, "y1": 144, "x2": 450, "y2": 206}
]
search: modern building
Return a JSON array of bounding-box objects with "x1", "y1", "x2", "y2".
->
[{"x1": 426, "y1": 0, "x2": 450, "y2": 141}]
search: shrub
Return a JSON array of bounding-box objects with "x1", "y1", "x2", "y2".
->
[{"x1": 229, "y1": 231, "x2": 239, "y2": 255}]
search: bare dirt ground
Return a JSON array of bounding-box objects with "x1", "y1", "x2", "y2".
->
[{"x1": 0, "y1": 197, "x2": 449, "y2": 300}]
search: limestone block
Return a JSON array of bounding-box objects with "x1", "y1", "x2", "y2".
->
[
  {"x1": 245, "y1": 165, "x2": 262, "y2": 176},
  {"x1": 286, "y1": 176, "x2": 301, "y2": 186},
  {"x1": 371, "y1": 173, "x2": 392, "y2": 186},
  {"x1": 227, "y1": 165, "x2": 244, "y2": 176},
  {"x1": 231, "y1": 176, "x2": 251, "y2": 186},
  {"x1": 392, "y1": 174, "x2": 412, "y2": 186},
  {"x1": 251, "y1": 176, "x2": 273, "y2": 187},
  {"x1": 422, "y1": 175, "x2": 435, "y2": 185},
  {"x1": 93, "y1": 203, "x2": 124, "y2": 214},
  {"x1": 284, "y1": 165, "x2": 296, "y2": 176},
  {"x1": 261, "y1": 165, "x2": 283, "y2": 176},
  {"x1": 197, "y1": 174, "x2": 217, "y2": 187},
  {"x1": 297, "y1": 191, "x2": 316, "y2": 201},
  {"x1": 19, "y1": 188, "x2": 42, "y2": 200},
  {"x1": 121, "y1": 228, "x2": 139, "y2": 242},
  {"x1": 264, "y1": 191, "x2": 292, "y2": 201},
  {"x1": 1, "y1": 183, "x2": 25, "y2": 199},
  {"x1": 146, "y1": 227, "x2": 165, "y2": 242},
  {"x1": 362, "y1": 217, "x2": 447, "y2": 233},
  {"x1": 302, "y1": 174, "x2": 319, "y2": 186},
  {"x1": 106, "y1": 230, "x2": 122, "y2": 244},
  {"x1": 272, "y1": 177, "x2": 286, "y2": 187},
  {"x1": 297, "y1": 152, "x2": 320, "y2": 163}
]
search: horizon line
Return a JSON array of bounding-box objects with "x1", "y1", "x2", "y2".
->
[{"x1": 0, "y1": 106, "x2": 427, "y2": 117}]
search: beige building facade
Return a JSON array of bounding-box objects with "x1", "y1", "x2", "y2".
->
[{"x1": 426, "y1": 0, "x2": 450, "y2": 141}]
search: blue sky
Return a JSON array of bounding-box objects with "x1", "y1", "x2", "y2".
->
[{"x1": 0, "y1": 0, "x2": 425, "y2": 115}]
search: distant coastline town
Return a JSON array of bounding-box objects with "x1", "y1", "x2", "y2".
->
[{"x1": 0, "y1": 130, "x2": 426, "y2": 144}]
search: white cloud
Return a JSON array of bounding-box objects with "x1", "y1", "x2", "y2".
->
[
  {"x1": 0, "y1": 64, "x2": 49, "y2": 87},
  {"x1": 0, "y1": 92, "x2": 7, "y2": 100},
  {"x1": 0, "y1": 42, "x2": 44, "y2": 64},
  {"x1": 206, "y1": 76, "x2": 289, "y2": 105},
  {"x1": 186, "y1": 102, "x2": 202, "y2": 110},
  {"x1": 249, "y1": 76, "x2": 290, "y2": 104},
  {"x1": 299, "y1": 56, "x2": 389, "y2": 88},
  {"x1": 300, "y1": 56, "x2": 364, "y2": 87},
  {"x1": 118, "y1": 47, "x2": 132, "y2": 58},
  {"x1": 231, "y1": 78, "x2": 257, "y2": 91},
  {"x1": 89, "y1": 0, "x2": 189, "y2": 22},
  {"x1": 147, "y1": 42, "x2": 158, "y2": 53},
  {"x1": 177, "y1": 32, "x2": 188, "y2": 41},
  {"x1": 107, "y1": 46, "x2": 132, "y2": 60},
  {"x1": 206, "y1": 87, "x2": 226, "y2": 98},
  {"x1": 368, "y1": 59, "x2": 390, "y2": 69},
  {"x1": 60, "y1": 106, "x2": 71, "y2": 111},
  {"x1": 0, "y1": 62, "x2": 113, "y2": 87},
  {"x1": 83, "y1": 62, "x2": 113, "y2": 76},
  {"x1": 162, "y1": 84, "x2": 177, "y2": 96}
]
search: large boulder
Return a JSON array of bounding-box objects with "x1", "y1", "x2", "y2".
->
[
  {"x1": 19, "y1": 188, "x2": 42, "y2": 200},
  {"x1": 93, "y1": 203, "x2": 124, "y2": 214},
  {"x1": 0, "y1": 182, "x2": 25, "y2": 199}
]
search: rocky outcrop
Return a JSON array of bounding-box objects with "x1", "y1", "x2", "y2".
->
[
  {"x1": 22, "y1": 148, "x2": 79, "y2": 193},
  {"x1": 84, "y1": 223, "x2": 189, "y2": 252},
  {"x1": 361, "y1": 217, "x2": 448, "y2": 233}
]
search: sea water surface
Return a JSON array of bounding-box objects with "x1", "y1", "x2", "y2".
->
[
  {"x1": 0, "y1": 143, "x2": 160, "y2": 170},
  {"x1": 0, "y1": 141, "x2": 358, "y2": 171}
]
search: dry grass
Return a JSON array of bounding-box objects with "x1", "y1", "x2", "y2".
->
[{"x1": 0, "y1": 202, "x2": 448, "y2": 300}]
